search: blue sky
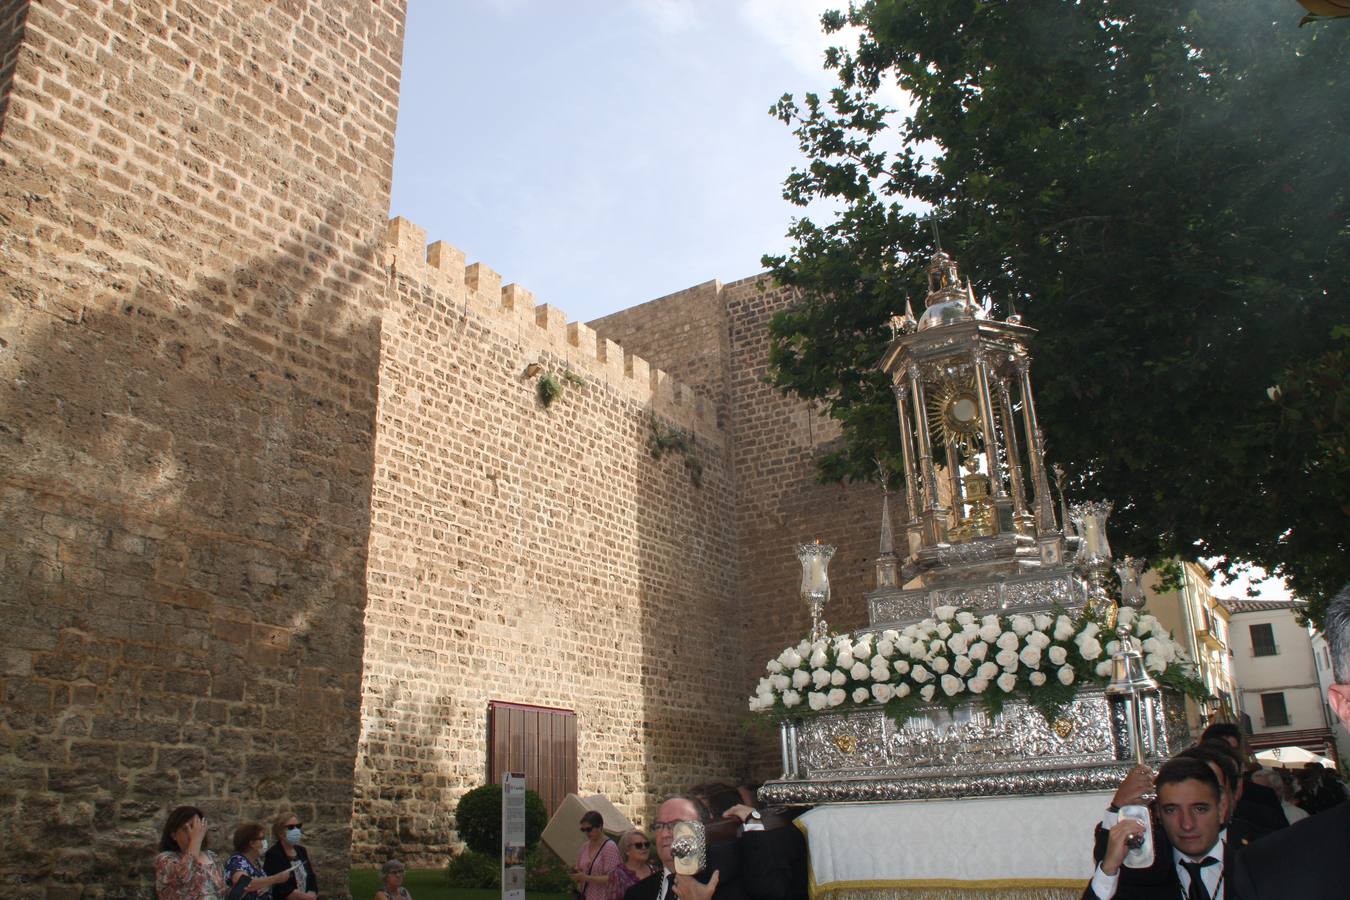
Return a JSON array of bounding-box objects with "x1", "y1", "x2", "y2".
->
[{"x1": 389, "y1": 1, "x2": 862, "y2": 323}]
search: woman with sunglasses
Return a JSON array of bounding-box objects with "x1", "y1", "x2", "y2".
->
[
  {"x1": 604, "y1": 830, "x2": 655, "y2": 900},
  {"x1": 262, "y1": 811, "x2": 319, "y2": 900},
  {"x1": 570, "y1": 811, "x2": 618, "y2": 900}
]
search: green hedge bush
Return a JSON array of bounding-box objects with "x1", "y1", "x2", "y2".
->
[{"x1": 453, "y1": 784, "x2": 548, "y2": 856}]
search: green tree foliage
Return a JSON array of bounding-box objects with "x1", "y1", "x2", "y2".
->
[
  {"x1": 763, "y1": 0, "x2": 1349, "y2": 626},
  {"x1": 453, "y1": 784, "x2": 547, "y2": 856}
]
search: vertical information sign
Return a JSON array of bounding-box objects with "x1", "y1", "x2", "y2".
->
[{"x1": 502, "y1": 772, "x2": 526, "y2": 900}]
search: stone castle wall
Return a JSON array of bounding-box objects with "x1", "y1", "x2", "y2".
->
[
  {"x1": 353, "y1": 220, "x2": 744, "y2": 864},
  {"x1": 0, "y1": 1, "x2": 892, "y2": 891},
  {"x1": 0, "y1": 1, "x2": 406, "y2": 896}
]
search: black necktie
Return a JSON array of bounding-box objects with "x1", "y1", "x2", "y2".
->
[
  {"x1": 666, "y1": 873, "x2": 678, "y2": 898},
  {"x1": 1180, "y1": 857, "x2": 1218, "y2": 900}
]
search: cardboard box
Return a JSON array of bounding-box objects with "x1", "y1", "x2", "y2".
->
[{"x1": 541, "y1": 793, "x2": 636, "y2": 865}]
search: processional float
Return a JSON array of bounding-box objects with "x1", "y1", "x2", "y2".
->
[{"x1": 758, "y1": 248, "x2": 1189, "y2": 807}]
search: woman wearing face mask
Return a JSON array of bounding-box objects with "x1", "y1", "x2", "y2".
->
[
  {"x1": 225, "y1": 822, "x2": 296, "y2": 896},
  {"x1": 263, "y1": 812, "x2": 319, "y2": 900}
]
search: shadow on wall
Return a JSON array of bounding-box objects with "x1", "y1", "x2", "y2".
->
[{"x1": 0, "y1": 200, "x2": 381, "y2": 897}]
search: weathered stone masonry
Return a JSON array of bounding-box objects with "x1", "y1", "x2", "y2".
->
[{"x1": 0, "y1": 1, "x2": 888, "y2": 892}]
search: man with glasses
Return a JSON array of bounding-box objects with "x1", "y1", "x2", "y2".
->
[
  {"x1": 1233, "y1": 584, "x2": 1350, "y2": 899},
  {"x1": 624, "y1": 796, "x2": 730, "y2": 900}
]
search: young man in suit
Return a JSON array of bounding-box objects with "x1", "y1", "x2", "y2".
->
[
  {"x1": 1084, "y1": 757, "x2": 1231, "y2": 899},
  {"x1": 1231, "y1": 584, "x2": 1350, "y2": 900}
]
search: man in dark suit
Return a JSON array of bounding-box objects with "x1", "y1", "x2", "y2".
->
[
  {"x1": 1199, "y1": 722, "x2": 1288, "y2": 833},
  {"x1": 1231, "y1": 584, "x2": 1350, "y2": 900},
  {"x1": 1083, "y1": 757, "x2": 1232, "y2": 899},
  {"x1": 625, "y1": 795, "x2": 736, "y2": 900}
]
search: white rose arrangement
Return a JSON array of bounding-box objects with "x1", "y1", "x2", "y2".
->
[{"x1": 748, "y1": 605, "x2": 1205, "y2": 723}]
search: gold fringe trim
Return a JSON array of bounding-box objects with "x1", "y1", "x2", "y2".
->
[{"x1": 814, "y1": 886, "x2": 1082, "y2": 900}]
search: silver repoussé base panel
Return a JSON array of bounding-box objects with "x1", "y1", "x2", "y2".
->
[{"x1": 759, "y1": 685, "x2": 1190, "y2": 806}]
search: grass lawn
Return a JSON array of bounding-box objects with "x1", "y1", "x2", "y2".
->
[{"x1": 349, "y1": 868, "x2": 570, "y2": 900}]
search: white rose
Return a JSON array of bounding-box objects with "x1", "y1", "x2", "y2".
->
[
  {"x1": 997, "y1": 673, "x2": 1017, "y2": 692},
  {"x1": 850, "y1": 661, "x2": 870, "y2": 681},
  {"x1": 1026, "y1": 631, "x2": 1051, "y2": 649},
  {"x1": 1029, "y1": 671, "x2": 1047, "y2": 686},
  {"x1": 953, "y1": 655, "x2": 973, "y2": 676},
  {"x1": 911, "y1": 664, "x2": 932, "y2": 683},
  {"x1": 919, "y1": 617, "x2": 938, "y2": 631},
  {"x1": 979, "y1": 623, "x2": 1002, "y2": 643},
  {"x1": 1010, "y1": 615, "x2": 1034, "y2": 636},
  {"x1": 827, "y1": 688, "x2": 846, "y2": 707},
  {"x1": 1048, "y1": 646, "x2": 1068, "y2": 666},
  {"x1": 830, "y1": 669, "x2": 847, "y2": 686},
  {"x1": 1161, "y1": 641, "x2": 1177, "y2": 663},
  {"x1": 893, "y1": 659, "x2": 911, "y2": 675},
  {"x1": 836, "y1": 650, "x2": 856, "y2": 670},
  {"x1": 941, "y1": 674, "x2": 964, "y2": 696},
  {"x1": 935, "y1": 604, "x2": 958, "y2": 620},
  {"x1": 1054, "y1": 616, "x2": 1076, "y2": 641},
  {"x1": 812, "y1": 668, "x2": 831, "y2": 688},
  {"x1": 920, "y1": 684, "x2": 937, "y2": 702},
  {"x1": 810, "y1": 648, "x2": 829, "y2": 669},
  {"x1": 931, "y1": 656, "x2": 951, "y2": 674},
  {"x1": 1142, "y1": 637, "x2": 1163, "y2": 657},
  {"x1": 833, "y1": 635, "x2": 853, "y2": 654},
  {"x1": 1079, "y1": 639, "x2": 1103, "y2": 661},
  {"x1": 807, "y1": 691, "x2": 826, "y2": 710},
  {"x1": 908, "y1": 642, "x2": 928, "y2": 660},
  {"x1": 894, "y1": 682, "x2": 911, "y2": 698},
  {"x1": 876, "y1": 639, "x2": 895, "y2": 658},
  {"x1": 1078, "y1": 622, "x2": 1101, "y2": 640},
  {"x1": 995, "y1": 648, "x2": 1019, "y2": 670},
  {"x1": 766, "y1": 660, "x2": 784, "y2": 674},
  {"x1": 1095, "y1": 660, "x2": 1114, "y2": 677},
  {"x1": 1138, "y1": 614, "x2": 1159, "y2": 634},
  {"x1": 929, "y1": 639, "x2": 947, "y2": 656},
  {"x1": 783, "y1": 690, "x2": 801, "y2": 707},
  {"x1": 778, "y1": 648, "x2": 802, "y2": 668},
  {"x1": 1034, "y1": 613, "x2": 1054, "y2": 631},
  {"x1": 1117, "y1": 607, "x2": 1137, "y2": 628},
  {"x1": 1105, "y1": 640, "x2": 1122, "y2": 657},
  {"x1": 1154, "y1": 627, "x2": 1172, "y2": 642},
  {"x1": 1019, "y1": 645, "x2": 1042, "y2": 668},
  {"x1": 896, "y1": 635, "x2": 915, "y2": 654},
  {"x1": 852, "y1": 687, "x2": 871, "y2": 704},
  {"x1": 996, "y1": 631, "x2": 1020, "y2": 651},
  {"x1": 871, "y1": 683, "x2": 895, "y2": 703},
  {"x1": 791, "y1": 669, "x2": 811, "y2": 690},
  {"x1": 961, "y1": 623, "x2": 981, "y2": 639},
  {"x1": 956, "y1": 611, "x2": 976, "y2": 626},
  {"x1": 968, "y1": 641, "x2": 989, "y2": 661},
  {"x1": 947, "y1": 633, "x2": 970, "y2": 655},
  {"x1": 936, "y1": 622, "x2": 953, "y2": 639},
  {"x1": 771, "y1": 674, "x2": 790, "y2": 691},
  {"x1": 852, "y1": 642, "x2": 872, "y2": 664},
  {"x1": 982, "y1": 614, "x2": 1000, "y2": 629},
  {"x1": 977, "y1": 661, "x2": 999, "y2": 681},
  {"x1": 870, "y1": 663, "x2": 891, "y2": 682},
  {"x1": 968, "y1": 677, "x2": 988, "y2": 694},
  {"x1": 1145, "y1": 653, "x2": 1167, "y2": 674},
  {"x1": 881, "y1": 629, "x2": 900, "y2": 642},
  {"x1": 1058, "y1": 666, "x2": 1075, "y2": 685}
]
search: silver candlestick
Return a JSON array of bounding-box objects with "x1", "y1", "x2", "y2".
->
[{"x1": 796, "y1": 541, "x2": 835, "y2": 642}]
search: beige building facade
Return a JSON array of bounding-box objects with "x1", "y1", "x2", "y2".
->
[{"x1": 1140, "y1": 562, "x2": 1237, "y2": 734}]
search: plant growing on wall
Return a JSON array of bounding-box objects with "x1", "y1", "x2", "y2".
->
[
  {"x1": 647, "y1": 415, "x2": 703, "y2": 487},
  {"x1": 535, "y1": 368, "x2": 586, "y2": 408}
]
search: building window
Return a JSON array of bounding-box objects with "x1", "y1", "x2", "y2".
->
[
  {"x1": 1249, "y1": 623, "x2": 1278, "y2": 657},
  {"x1": 1260, "y1": 692, "x2": 1290, "y2": 728}
]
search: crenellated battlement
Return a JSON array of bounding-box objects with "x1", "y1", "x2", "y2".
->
[{"x1": 384, "y1": 217, "x2": 722, "y2": 443}]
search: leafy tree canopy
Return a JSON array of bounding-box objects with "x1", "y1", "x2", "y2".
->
[{"x1": 764, "y1": 1, "x2": 1348, "y2": 627}]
